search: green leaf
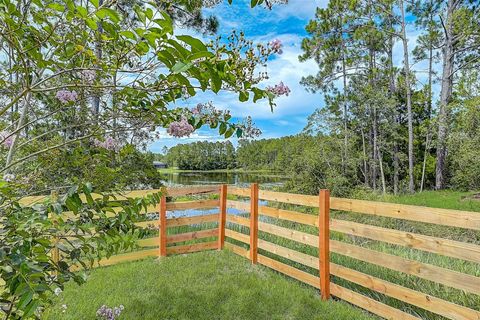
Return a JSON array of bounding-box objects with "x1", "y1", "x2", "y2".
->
[
  {"x1": 47, "y1": 3, "x2": 65, "y2": 12},
  {"x1": 176, "y1": 35, "x2": 208, "y2": 52},
  {"x1": 85, "y1": 18, "x2": 98, "y2": 30},
  {"x1": 89, "y1": 0, "x2": 99, "y2": 8},
  {"x1": 18, "y1": 291, "x2": 33, "y2": 310},
  {"x1": 225, "y1": 128, "x2": 235, "y2": 138},
  {"x1": 219, "y1": 122, "x2": 227, "y2": 135},
  {"x1": 236, "y1": 128, "x2": 243, "y2": 138},
  {"x1": 120, "y1": 31, "x2": 136, "y2": 40},
  {"x1": 252, "y1": 87, "x2": 264, "y2": 103},
  {"x1": 239, "y1": 91, "x2": 249, "y2": 102},
  {"x1": 188, "y1": 51, "x2": 214, "y2": 60},
  {"x1": 210, "y1": 72, "x2": 221, "y2": 93},
  {"x1": 23, "y1": 300, "x2": 40, "y2": 318},
  {"x1": 145, "y1": 8, "x2": 153, "y2": 20},
  {"x1": 171, "y1": 61, "x2": 193, "y2": 74},
  {"x1": 251, "y1": 0, "x2": 259, "y2": 8},
  {"x1": 95, "y1": 8, "x2": 121, "y2": 23},
  {"x1": 76, "y1": 6, "x2": 88, "y2": 18}
]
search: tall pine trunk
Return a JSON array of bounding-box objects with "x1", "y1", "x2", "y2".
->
[
  {"x1": 436, "y1": 0, "x2": 456, "y2": 190},
  {"x1": 420, "y1": 38, "x2": 434, "y2": 192},
  {"x1": 92, "y1": 0, "x2": 103, "y2": 116},
  {"x1": 400, "y1": 0, "x2": 415, "y2": 193}
]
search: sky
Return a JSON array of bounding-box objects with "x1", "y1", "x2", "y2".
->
[
  {"x1": 148, "y1": 0, "x2": 329, "y2": 153},
  {"x1": 148, "y1": 0, "x2": 434, "y2": 153}
]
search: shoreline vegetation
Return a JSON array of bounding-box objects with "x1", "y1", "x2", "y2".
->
[
  {"x1": 157, "y1": 167, "x2": 278, "y2": 174},
  {"x1": 159, "y1": 167, "x2": 480, "y2": 212}
]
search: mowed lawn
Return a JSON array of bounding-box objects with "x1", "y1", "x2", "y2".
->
[{"x1": 44, "y1": 250, "x2": 375, "y2": 320}]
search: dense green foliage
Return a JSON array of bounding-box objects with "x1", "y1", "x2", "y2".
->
[
  {"x1": 165, "y1": 141, "x2": 236, "y2": 170},
  {"x1": 0, "y1": 0, "x2": 278, "y2": 194},
  {"x1": 0, "y1": 0, "x2": 285, "y2": 318},
  {"x1": 299, "y1": 0, "x2": 480, "y2": 193},
  {"x1": 0, "y1": 183, "x2": 161, "y2": 319},
  {"x1": 237, "y1": 135, "x2": 351, "y2": 196},
  {"x1": 44, "y1": 251, "x2": 374, "y2": 320}
]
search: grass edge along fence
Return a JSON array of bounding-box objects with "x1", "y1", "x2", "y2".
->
[
  {"x1": 223, "y1": 185, "x2": 480, "y2": 320},
  {"x1": 19, "y1": 185, "x2": 480, "y2": 320}
]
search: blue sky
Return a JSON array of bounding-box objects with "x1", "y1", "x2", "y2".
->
[
  {"x1": 148, "y1": 0, "x2": 433, "y2": 153},
  {"x1": 148, "y1": 0, "x2": 328, "y2": 153}
]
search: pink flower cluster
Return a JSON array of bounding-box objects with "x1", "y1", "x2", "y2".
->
[
  {"x1": 266, "y1": 81, "x2": 291, "y2": 97},
  {"x1": 269, "y1": 39, "x2": 283, "y2": 54},
  {"x1": 93, "y1": 136, "x2": 122, "y2": 151},
  {"x1": 0, "y1": 130, "x2": 14, "y2": 148},
  {"x1": 167, "y1": 117, "x2": 194, "y2": 138},
  {"x1": 191, "y1": 105, "x2": 201, "y2": 115},
  {"x1": 81, "y1": 70, "x2": 96, "y2": 84},
  {"x1": 56, "y1": 89, "x2": 78, "y2": 104}
]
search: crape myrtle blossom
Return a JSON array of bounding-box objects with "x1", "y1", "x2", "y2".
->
[
  {"x1": 93, "y1": 136, "x2": 122, "y2": 151},
  {"x1": 269, "y1": 39, "x2": 283, "y2": 54},
  {"x1": 0, "y1": 130, "x2": 14, "y2": 148},
  {"x1": 96, "y1": 304, "x2": 124, "y2": 320},
  {"x1": 266, "y1": 81, "x2": 291, "y2": 97},
  {"x1": 189, "y1": 102, "x2": 231, "y2": 125},
  {"x1": 167, "y1": 117, "x2": 195, "y2": 138},
  {"x1": 80, "y1": 70, "x2": 96, "y2": 84},
  {"x1": 190, "y1": 102, "x2": 223, "y2": 118},
  {"x1": 3, "y1": 173, "x2": 15, "y2": 182},
  {"x1": 239, "y1": 116, "x2": 262, "y2": 139},
  {"x1": 56, "y1": 89, "x2": 78, "y2": 104}
]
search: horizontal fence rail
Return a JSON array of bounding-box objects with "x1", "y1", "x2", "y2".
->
[
  {"x1": 18, "y1": 184, "x2": 480, "y2": 320},
  {"x1": 31, "y1": 185, "x2": 225, "y2": 271},
  {"x1": 224, "y1": 186, "x2": 480, "y2": 320}
]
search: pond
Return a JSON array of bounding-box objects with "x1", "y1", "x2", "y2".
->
[
  {"x1": 159, "y1": 170, "x2": 288, "y2": 188},
  {"x1": 159, "y1": 170, "x2": 288, "y2": 218}
]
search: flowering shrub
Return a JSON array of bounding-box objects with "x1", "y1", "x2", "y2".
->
[
  {"x1": 96, "y1": 304, "x2": 125, "y2": 320},
  {"x1": 55, "y1": 89, "x2": 78, "y2": 104},
  {"x1": 167, "y1": 117, "x2": 195, "y2": 138},
  {"x1": 266, "y1": 81, "x2": 291, "y2": 97},
  {"x1": 269, "y1": 39, "x2": 283, "y2": 54},
  {"x1": 0, "y1": 130, "x2": 14, "y2": 148},
  {"x1": 93, "y1": 136, "x2": 122, "y2": 151},
  {"x1": 0, "y1": 182, "x2": 162, "y2": 319}
]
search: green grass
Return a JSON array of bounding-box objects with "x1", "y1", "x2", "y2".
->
[
  {"x1": 43, "y1": 250, "x2": 375, "y2": 320},
  {"x1": 370, "y1": 190, "x2": 480, "y2": 212}
]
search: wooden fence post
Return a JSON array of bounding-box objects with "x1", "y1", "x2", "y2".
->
[
  {"x1": 250, "y1": 183, "x2": 259, "y2": 264},
  {"x1": 319, "y1": 189, "x2": 330, "y2": 300},
  {"x1": 218, "y1": 184, "x2": 227, "y2": 250},
  {"x1": 159, "y1": 195, "x2": 167, "y2": 257}
]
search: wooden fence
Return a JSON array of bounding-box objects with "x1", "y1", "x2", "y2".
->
[
  {"x1": 20, "y1": 184, "x2": 480, "y2": 319},
  {"x1": 223, "y1": 184, "x2": 480, "y2": 320}
]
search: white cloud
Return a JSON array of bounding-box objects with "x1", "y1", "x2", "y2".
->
[
  {"x1": 186, "y1": 34, "x2": 322, "y2": 121},
  {"x1": 270, "y1": 0, "x2": 328, "y2": 20}
]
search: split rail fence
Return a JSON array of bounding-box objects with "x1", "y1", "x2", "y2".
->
[{"x1": 19, "y1": 184, "x2": 480, "y2": 320}]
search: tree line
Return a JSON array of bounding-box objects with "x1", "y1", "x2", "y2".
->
[
  {"x1": 299, "y1": 0, "x2": 480, "y2": 194},
  {"x1": 164, "y1": 141, "x2": 236, "y2": 170}
]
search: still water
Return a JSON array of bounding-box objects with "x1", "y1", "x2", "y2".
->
[
  {"x1": 159, "y1": 171, "x2": 287, "y2": 188},
  {"x1": 159, "y1": 171, "x2": 287, "y2": 218}
]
